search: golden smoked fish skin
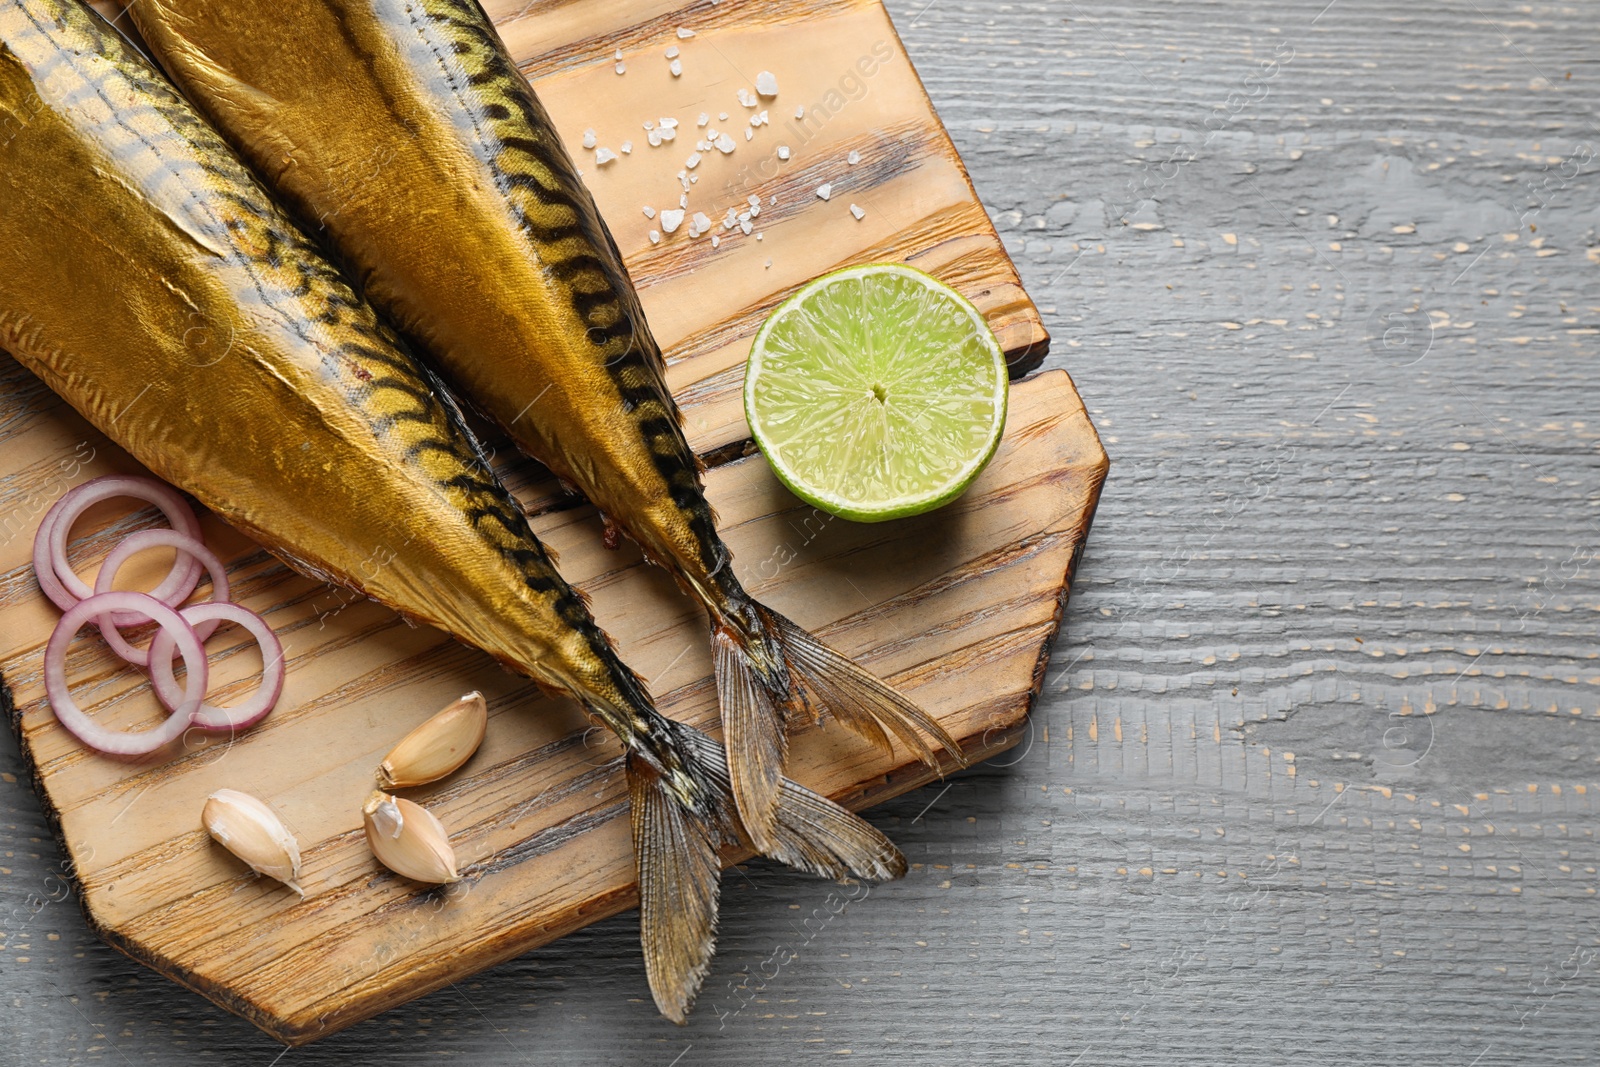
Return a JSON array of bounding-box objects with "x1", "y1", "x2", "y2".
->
[
  {"x1": 0, "y1": 6, "x2": 904, "y2": 1022},
  {"x1": 124, "y1": 0, "x2": 963, "y2": 849},
  {"x1": 0, "y1": 0, "x2": 643, "y2": 706}
]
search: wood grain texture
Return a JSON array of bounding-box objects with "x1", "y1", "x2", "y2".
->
[
  {"x1": 6, "y1": 0, "x2": 1600, "y2": 1063},
  {"x1": 0, "y1": 368, "x2": 1101, "y2": 1043}
]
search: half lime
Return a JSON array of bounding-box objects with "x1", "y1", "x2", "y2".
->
[{"x1": 744, "y1": 264, "x2": 1009, "y2": 523}]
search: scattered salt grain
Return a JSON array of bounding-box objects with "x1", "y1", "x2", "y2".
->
[
  {"x1": 648, "y1": 130, "x2": 662, "y2": 147},
  {"x1": 670, "y1": 59, "x2": 682, "y2": 77},
  {"x1": 665, "y1": 45, "x2": 680, "y2": 59},
  {"x1": 660, "y1": 117, "x2": 678, "y2": 128},
  {"x1": 736, "y1": 88, "x2": 758, "y2": 108},
  {"x1": 755, "y1": 71, "x2": 779, "y2": 97},
  {"x1": 697, "y1": 113, "x2": 710, "y2": 127},
  {"x1": 777, "y1": 145, "x2": 791, "y2": 161},
  {"x1": 615, "y1": 62, "x2": 626, "y2": 74},
  {"x1": 745, "y1": 129, "x2": 753, "y2": 141},
  {"x1": 740, "y1": 220, "x2": 753, "y2": 235},
  {"x1": 614, "y1": 48, "x2": 624, "y2": 61},
  {"x1": 749, "y1": 115, "x2": 761, "y2": 128},
  {"x1": 659, "y1": 126, "x2": 677, "y2": 142},
  {"x1": 582, "y1": 129, "x2": 597, "y2": 149},
  {"x1": 719, "y1": 111, "x2": 730, "y2": 121},
  {"x1": 765, "y1": 258, "x2": 773, "y2": 268},
  {"x1": 621, "y1": 141, "x2": 633, "y2": 154},
  {"x1": 711, "y1": 235, "x2": 720, "y2": 248},
  {"x1": 848, "y1": 150, "x2": 861, "y2": 165},
  {"x1": 794, "y1": 105, "x2": 805, "y2": 119},
  {"x1": 756, "y1": 232, "x2": 764, "y2": 241},
  {"x1": 685, "y1": 152, "x2": 702, "y2": 169},
  {"x1": 676, "y1": 26, "x2": 695, "y2": 38},
  {"x1": 816, "y1": 183, "x2": 833, "y2": 200},
  {"x1": 595, "y1": 147, "x2": 617, "y2": 165},
  {"x1": 679, "y1": 192, "x2": 689, "y2": 207},
  {"x1": 649, "y1": 230, "x2": 661, "y2": 244},
  {"x1": 643, "y1": 206, "x2": 657, "y2": 219},
  {"x1": 692, "y1": 211, "x2": 711, "y2": 233},
  {"x1": 715, "y1": 134, "x2": 737, "y2": 154},
  {"x1": 660, "y1": 209, "x2": 685, "y2": 233},
  {"x1": 758, "y1": 110, "x2": 769, "y2": 126},
  {"x1": 769, "y1": 195, "x2": 777, "y2": 206},
  {"x1": 850, "y1": 203, "x2": 865, "y2": 220},
  {"x1": 748, "y1": 195, "x2": 761, "y2": 207}
]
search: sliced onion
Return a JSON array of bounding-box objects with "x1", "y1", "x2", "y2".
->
[
  {"x1": 34, "y1": 475, "x2": 204, "y2": 625},
  {"x1": 93, "y1": 529, "x2": 230, "y2": 666},
  {"x1": 44, "y1": 591, "x2": 208, "y2": 757},
  {"x1": 148, "y1": 602, "x2": 284, "y2": 732}
]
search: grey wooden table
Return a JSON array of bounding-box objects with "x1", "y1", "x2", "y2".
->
[{"x1": 5, "y1": 0, "x2": 1600, "y2": 1062}]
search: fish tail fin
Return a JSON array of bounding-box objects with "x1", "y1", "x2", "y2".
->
[
  {"x1": 624, "y1": 716, "x2": 907, "y2": 1021},
  {"x1": 711, "y1": 599, "x2": 969, "y2": 843}
]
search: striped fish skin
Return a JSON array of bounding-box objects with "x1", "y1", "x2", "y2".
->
[
  {"x1": 1, "y1": 2, "x2": 906, "y2": 1022},
  {"x1": 125, "y1": 0, "x2": 736, "y2": 606},
  {"x1": 125, "y1": 0, "x2": 961, "y2": 857},
  {"x1": 0, "y1": 0, "x2": 643, "y2": 738}
]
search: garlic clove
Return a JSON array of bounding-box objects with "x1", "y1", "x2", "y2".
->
[
  {"x1": 362, "y1": 790, "x2": 460, "y2": 884},
  {"x1": 202, "y1": 789, "x2": 304, "y2": 896},
  {"x1": 377, "y1": 691, "x2": 488, "y2": 789}
]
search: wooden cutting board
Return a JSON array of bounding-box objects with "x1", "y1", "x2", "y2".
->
[{"x1": 0, "y1": 0, "x2": 1106, "y2": 1045}]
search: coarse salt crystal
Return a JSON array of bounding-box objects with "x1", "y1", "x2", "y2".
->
[
  {"x1": 648, "y1": 130, "x2": 662, "y2": 147},
  {"x1": 748, "y1": 195, "x2": 761, "y2": 207},
  {"x1": 649, "y1": 230, "x2": 661, "y2": 244},
  {"x1": 679, "y1": 192, "x2": 688, "y2": 207},
  {"x1": 660, "y1": 117, "x2": 678, "y2": 129},
  {"x1": 615, "y1": 62, "x2": 626, "y2": 74},
  {"x1": 755, "y1": 71, "x2": 779, "y2": 97},
  {"x1": 614, "y1": 48, "x2": 623, "y2": 61},
  {"x1": 719, "y1": 111, "x2": 730, "y2": 120},
  {"x1": 777, "y1": 145, "x2": 790, "y2": 161},
  {"x1": 582, "y1": 129, "x2": 597, "y2": 149},
  {"x1": 738, "y1": 210, "x2": 751, "y2": 223},
  {"x1": 848, "y1": 150, "x2": 861, "y2": 165},
  {"x1": 660, "y1": 126, "x2": 677, "y2": 142},
  {"x1": 750, "y1": 204, "x2": 760, "y2": 218},
  {"x1": 621, "y1": 141, "x2": 633, "y2": 153},
  {"x1": 698, "y1": 112, "x2": 711, "y2": 127},
  {"x1": 758, "y1": 110, "x2": 769, "y2": 125},
  {"x1": 670, "y1": 59, "x2": 682, "y2": 77},
  {"x1": 795, "y1": 105, "x2": 805, "y2": 119},
  {"x1": 692, "y1": 211, "x2": 711, "y2": 232},
  {"x1": 816, "y1": 183, "x2": 832, "y2": 200},
  {"x1": 676, "y1": 26, "x2": 695, "y2": 38},
  {"x1": 665, "y1": 45, "x2": 680, "y2": 59},
  {"x1": 595, "y1": 147, "x2": 617, "y2": 164},
  {"x1": 757, "y1": 232, "x2": 764, "y2": 240},
  {"x1": 686, "y1": 152, "x2": 702, "y2": 169},
  {"x1": 850, "y1": 203, "x2": 865, "y2": 220},
  {"x1": 660, "y1": 209, "x2": 685, "y2": 233},
  {"x1": 643, "y1": 206, "x2": 657, "y2": 219},
  {"x1": 745, "y1": 129, "x2": 753, "y2": 141},
  {"x1": 711, "y1": 235, "x2": 720, "y2": 248},
  {"x1": 765, "y1": 258, "x2": 772, "y2": 268},
  {"x1": 690, "y1": 174, "x2": 698, "y2": 184},
  {"x1": 643, "y1": 120, "x2": 655, "y2": 130},
  {"x1": 769, "y1": 195, "x2": 777, "y2": 205},
  {"x1": 696, "y1": 139, "x2": 710, "y2": 152},
  {"x1": 749, "y1": 115, "x2": 761, "y2": 128},
  {"x1": 741, "y1": 220, "x2": 753, "y2": 235},
  {"x1": 715, "y1": 134, "x2": 737, "y2": 154},
  {"x1": 736, "y1": 88, "x2": 757, "y2": 108}
]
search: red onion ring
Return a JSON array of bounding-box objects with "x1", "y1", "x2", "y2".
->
[
  {"x1": 44, "y1": 591, "x2": 208, "y2": 757},
  {"x1": 147, "y1": 602, "x2": 284, "y2": 732},
  {"x1": 34, "y1": 476, "x2": 204, "y2": 625},
  {"x1": 93, "y1": 529, "x2": 230, "y2": 666}
]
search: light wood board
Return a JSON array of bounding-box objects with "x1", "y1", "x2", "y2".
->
[{"x1": 0, "y1": 0, "x2": 1104, "y2": 1045}]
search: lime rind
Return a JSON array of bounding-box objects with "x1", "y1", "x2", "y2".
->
[{"x1": 744, "y1": 264, "x2": 1009, "y2": 523}]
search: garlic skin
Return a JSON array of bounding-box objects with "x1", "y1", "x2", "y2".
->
[
  {"x1": 377, "y1": 691, "x2": 488, "y2": 789},
  {"x1": 362, "y1": 790, "x2": 460, "y2": 884},
  {"x1": 202, "y1": 789, "x2": 304, "y2": 896}
]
